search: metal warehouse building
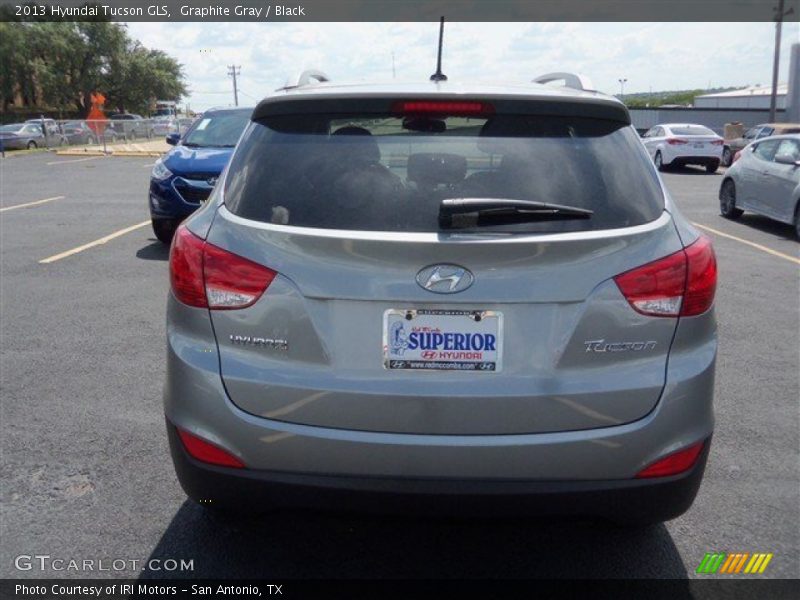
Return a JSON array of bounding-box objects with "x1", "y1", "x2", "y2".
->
[{"x1": 693, "y1": 83, "x2": 788, "y2": 110}]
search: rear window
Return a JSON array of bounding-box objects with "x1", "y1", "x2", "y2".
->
[
  {"x1": 183, "y1": 111, "x2": 250, "y2": 148},
  {"x1": 224, "y1": 112, "x2": 664, "y2": 233},
  {"x1": 669, "y1": 125, "x2": 716, "y2": 136}
]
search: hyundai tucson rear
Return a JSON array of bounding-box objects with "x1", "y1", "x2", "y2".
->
[{"x1": 164, "y1": 80, "x2": 717, "y2": 525}]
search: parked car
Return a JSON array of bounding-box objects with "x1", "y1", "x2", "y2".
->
[
  {"x1": 641, "y1": 123, "x2": 723, "y2": 173},
  {"x1": 722, "y1": 123, "x2": 800, "y2": 167},
  {"x1": 164, "y1": 72, "x2": 718, "y2": 525},
  {"x1": 720, "y1": 133, "x2": 800, "y2": 239},
  {"x1": 0, "y1": 122, "x2": 49, "y2": 150},
  {"x1": 109, "y1": 113, "x2": 151, "y2": 140},
  {"x1": 151, "y1": 117, "x2": 179, "y2": 137},
  {"x1": 24, "y1": 118, "x2": 68, "y2": 145},
  {"x1": 60, "y1": 120, "x2": 97, "y2": 145},
  {"x1": 149, "y1": 106, "x2": 251, "y2": 243}
]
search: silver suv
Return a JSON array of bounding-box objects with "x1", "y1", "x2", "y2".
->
[{"x1": 165, "y1": 71, "x2": 717, "y2": 525}]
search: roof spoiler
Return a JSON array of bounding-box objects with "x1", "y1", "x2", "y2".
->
[
  {"x1": 276, "y1": 69, "x2": 331, "y2": 92},
  {"x1": 533, "y1": 72, "x2": 595, "y2": 93}
]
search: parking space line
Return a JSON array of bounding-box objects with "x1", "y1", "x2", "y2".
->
[
  {"x1": 39, "y1": 220, "x2": 150, "y2": 264},
  {"x1": 0, "y1": 196, "x2": 65, "y2": 213},
  {"x1": 46, "y1": 156, "x2": 105, "y2": 166},
  {"x1": 692, "y1": 222, "x2": 800, "y2": 266}
]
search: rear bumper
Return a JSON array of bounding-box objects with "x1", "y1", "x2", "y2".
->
[
  {"x1": 167, "y1": 422, "x2": 710, "y2": 521},
  {"x1": 670, "y1": 156, "x2": 720, "y2": 167}
]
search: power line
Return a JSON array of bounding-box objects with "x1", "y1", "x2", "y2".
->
[{"x1": 227, "y1": 65, "x2": 241, "y2": 107}]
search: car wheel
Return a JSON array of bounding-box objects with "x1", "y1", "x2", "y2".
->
[
  {"x1": 706, "y1": 160, "x2": 719, "y2": 174},
  {"x1": 654, "y1": 151, "x2": 666, "y2": 171},
  {"x1": 152, "y1": 218, "x2": 178, "y2": 244},
  {"x1": 26, "y1": 141, "x2": 37, "y2": 150},
  {"x1": 794, "y1": 205, "x2": 800, "y2": 241},
  {"x1": 719, "y1": 180, "x2": 743, "y2": 220},
  {"x1": 721, "y1": 146, "x2": 732, "y2": 167}
]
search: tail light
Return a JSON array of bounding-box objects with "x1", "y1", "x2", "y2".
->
[
  {"x1": 636, "y1": 440, "x2": 705, "y2": 478},
  {"x1": 177, "y1": 428, "x2": 245, "y2": 468},
  {"x1": 710, "y1": 139, "x2": 724, "y2": 146},
  {"x1": 666, "y1": 138, "x2": 688, "y2": 145},
  {"x1": 169, "y1": 225, "x2": 276, "y2": 310},
  {"x1": 614, "y1": 235, "x2": 716, "y2": 317},
  {"x1": 393, "y1": 100, "x2": 494, "y2": 116}
]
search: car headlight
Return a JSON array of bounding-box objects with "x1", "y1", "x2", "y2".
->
[{"x1": 151, "y1": 158, "x2": 173, "y2": 181}]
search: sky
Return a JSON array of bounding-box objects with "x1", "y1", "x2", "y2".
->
[{"x1": 125, "y1": 21, "x2": 800, "y2": 112}]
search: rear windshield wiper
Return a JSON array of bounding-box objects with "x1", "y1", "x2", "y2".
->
[{"x1": 439, "y1": 198, "x2": 593, "y2": 229}]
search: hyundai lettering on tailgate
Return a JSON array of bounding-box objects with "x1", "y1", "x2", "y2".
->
[{"x1": 383, "y1": 309, "x2": 503, "y2": 372}]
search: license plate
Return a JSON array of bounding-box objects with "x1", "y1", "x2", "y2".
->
[
  {"x1": 383, "y1": 309, "x2": 503, "y2": 372},
  {"x1": 693, "y1": 142, "x2": 704, "y2": 148}
]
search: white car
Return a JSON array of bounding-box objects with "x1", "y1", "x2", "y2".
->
[
  {"x1": 641, "y1": 123, "x2": 724, "y2": 173},
  {"x1": 719, "y1": 133, "x2": 800, "y2": 240}
]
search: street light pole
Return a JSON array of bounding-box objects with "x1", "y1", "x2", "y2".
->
[
  {"x1": 227, "y1": 65, "x2": 241, "y2": 107},
  {"x1": 618, "y1": 78, "x2": 628, "y2": 100},
  {"x1": 770, "y1": 0, "x2": 793, "y2": 122}
]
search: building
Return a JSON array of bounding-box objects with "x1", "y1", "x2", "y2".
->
[{"x1": 694, "y1": 84, "x2": 788, "y2": 110}]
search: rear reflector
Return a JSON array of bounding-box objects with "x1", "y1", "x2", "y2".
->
[
  {"x1": 169, "y1": 224, "x2": 277, "y2": 310},
  {"x1": 393, "y1": 100, "x2": 494, "y2": 116},
  {"x1": 177, "y1": 428, "x2": 245, "y2": 468},
  {"x1": 636, "y1": 440, "x2": 705, "y2": 478},
  {"x1": 614, "y1": 235, "x2": 716, "y2": 317}
]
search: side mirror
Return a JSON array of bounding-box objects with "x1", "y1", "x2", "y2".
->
[
  {"x1": 774, "y1": 153, "x2": 800, "y2": 166},
  {"x1": 166, "y1": 133, "x2": 180, "y2": 146}
]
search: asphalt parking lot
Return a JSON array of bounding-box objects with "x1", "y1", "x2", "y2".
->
[{"x1": 0, "y1": 152, "x2": 798, "y2": 580}]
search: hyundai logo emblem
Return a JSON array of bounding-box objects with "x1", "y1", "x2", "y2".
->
[{"x1": 416, "y1": 264, "x2": 474, "y2": 294}]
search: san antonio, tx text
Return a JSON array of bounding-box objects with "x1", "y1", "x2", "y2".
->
[{"x1": 16, "y1": 584, "x2": 280, "y2": 596}]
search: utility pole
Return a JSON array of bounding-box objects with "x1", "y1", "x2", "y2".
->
[
  {"x1": 618, "y1": 78, "x2": 628, "y2": 100},
  {"x1": 770, "y1": 0, "x2": 793, "y2": 122},
  {"x1": 227, "y1": 65, "x2": 241, "y2": 107}
]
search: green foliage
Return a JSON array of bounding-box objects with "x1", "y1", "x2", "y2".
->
[{"x1": 0, "y1": 21, "x2": 187, "y2": 115}]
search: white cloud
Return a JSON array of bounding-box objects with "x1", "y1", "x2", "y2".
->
[{"x1": 125, "y1": 21, "x2": 800, "y2": 111}]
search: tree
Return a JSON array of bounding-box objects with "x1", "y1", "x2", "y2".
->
[
  {"x1": 104, "y1": 43, "x2": 187, "y2": 113},
  {"x1": 0, "y1": 20, "x2": 186, "y2": 116}
]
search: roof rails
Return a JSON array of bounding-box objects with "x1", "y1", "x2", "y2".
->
[
  {"x1": 276, "y1": 69, "x2": 331, "y2": 91},
  {"x1": 533, "y1": 72, "x2": 595, "y2": 93}
]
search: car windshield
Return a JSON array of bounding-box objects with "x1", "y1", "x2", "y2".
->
[
  {"x1": 224, "y1": 112, "x2": 664, "y2": 233},
  {"x1": 670, "y1": 126, "x2": 715, "y2": 136},
  {"x1": 182, "y1": 111, "x2": 250, "y2": 148},
  {"x1": 0, "y1": 124, "x2": 25, "y2": 132}
]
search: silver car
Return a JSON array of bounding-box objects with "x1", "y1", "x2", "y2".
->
[
  {"x1": 0, "y1": 122, "x2": 48, "y2": 150},
  {"x1": 165, "y1": 74, "x2": 718, "y2": 525},
  {"x1": 719, "y1": 134, "x2": 800, "y2": 239}
]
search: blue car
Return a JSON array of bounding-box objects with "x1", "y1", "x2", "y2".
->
[{"x1": 149, "y1": 107, "x2": 252, "y2": 243}]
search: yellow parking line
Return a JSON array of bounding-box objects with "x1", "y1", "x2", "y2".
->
[
  {"x1": 692, "y1": 222, "x2": 800, "y2": 266},
  {"x1": 46, "y1": 156, "x2": 105, "y2": 165},
  {"x1": 39, "y1": 220, "x2": 150, "y2": 264},
  {"x1": 0, "y1": 196, "x2": 65, "y2": 213}
]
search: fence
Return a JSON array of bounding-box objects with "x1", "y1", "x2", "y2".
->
[
  {"x1": 0, "y1": 116, "x2": 196, "y2": 154},
  {"x1": 629, "y1": 107, "x2": 788, "y2": 137}
]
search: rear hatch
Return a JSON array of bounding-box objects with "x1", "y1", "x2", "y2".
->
[{"x1": 205, "y1": 93, "x2": 683, "y2": 435}]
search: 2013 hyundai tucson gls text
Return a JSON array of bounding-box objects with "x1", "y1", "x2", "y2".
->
[{"x1": 164, "y1": 74, "x2": 717, "y2": 525}]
